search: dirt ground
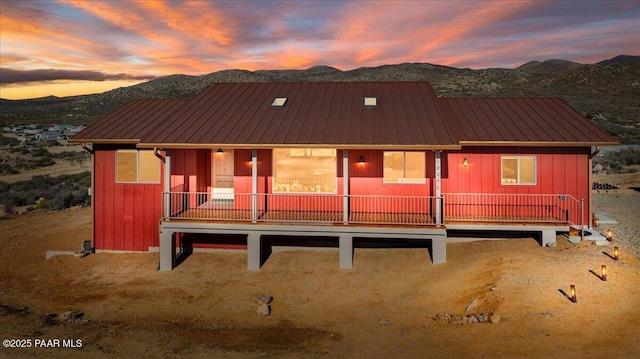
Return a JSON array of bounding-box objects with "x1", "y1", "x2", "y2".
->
[{"x1": 2, "y1": 188, "x2": 640, "y2": 358}]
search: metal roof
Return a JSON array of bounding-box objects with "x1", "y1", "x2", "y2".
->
[
  {"x1": 440, "y1": 97, "x2": 617, "y2": 146},
  {"x1": 70, "y1": 98, "x2": 189, "y2": 143},
  {"x1": 138, "y1": 82, "x2": 459, "y2": 149},
  {"x1": 71, "y1": 82, "x2": 617, "y2": 148}
]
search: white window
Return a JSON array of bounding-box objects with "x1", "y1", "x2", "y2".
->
[
  {"x1": 273, "y1": 148, "x2": 337, "y2": 193},
  {"x1": 501, "y1": 156, "x2": 536, "y2": 185},
  {"x1": 116, "y1": 149, "x2": 160, "y2": 183},
  {"x1": 383, "y1": 151, "x2": 426, "y2": 183}
]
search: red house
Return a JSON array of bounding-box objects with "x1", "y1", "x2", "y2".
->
[{"x1": 70, "y1": 82, "x2": 616, "y2": 270}]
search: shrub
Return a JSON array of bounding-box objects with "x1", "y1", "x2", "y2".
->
[
  {"x1": 0, "y1": 171, "x2": 90, "y2": 211},
  {"x1": 593, "y1": 147, "x2": 640, "y2": 173}
]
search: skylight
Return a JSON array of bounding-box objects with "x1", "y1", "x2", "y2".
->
[
  {"x1": 363, "y1": 97, "x2": 378, "y2": 108},
  {"x1": 271, "y1": 97, "x2": 288, "y2": 108}
]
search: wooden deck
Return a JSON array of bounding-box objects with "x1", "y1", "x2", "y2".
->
[
  {"x1": 446, "y1": 215, "x2": 567, "y2": 225},
  {"x1": 173, "y1": 208, "x2": 436, "y2": 226}
]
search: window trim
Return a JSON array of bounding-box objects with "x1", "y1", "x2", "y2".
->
[
  {"x1": 272, "y1": 148, "x2": 338, "y2": 194},
  {"x1": 383, "y1": 151, "x2": 426, "y2": 184},
  {"x1": 500, "y1": 155, "x2": 537, "y2": 186},
  {"x1": 116, "y1": 149, "x2": 161, "y2": 184}
]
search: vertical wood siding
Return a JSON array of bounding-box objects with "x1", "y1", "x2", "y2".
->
[
  {"x1": 94, "y1": 145, "x2": 163, "y2": 251},
  {"x1": 441, "y1": 146, "x2": 591, "y2": 222}
]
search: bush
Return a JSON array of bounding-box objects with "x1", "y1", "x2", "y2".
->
[
  {"x1": 3, "y1": 202, "x2": 14, "y2": 214},
  {"x1": 593, "y1": 147, "x2": 640, "y2": 173},
  {"x1": 0, "y1": 171, "x2": 90, "y2": 211}
]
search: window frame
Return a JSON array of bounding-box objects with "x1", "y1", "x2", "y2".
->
[
  {"x1": 383, "y1": 151, "x2": 426, "y2": 184},
  {"x1": 500, "y1": 155, "x2": 537, "y2": 186},
  {"x1": 272, "y1": 148, "x2": 338, "y2": 194},
  {"x1": 115, "y1": 149, "x2": 161, "y2": 184}
]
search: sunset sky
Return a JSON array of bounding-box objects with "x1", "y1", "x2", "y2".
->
[{"x1": 1, "y1": 0, "x2": 638, "y2": 100}]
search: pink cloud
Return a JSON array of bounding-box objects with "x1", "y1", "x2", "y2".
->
[{"x1": 1, "y1": 0, "x2": 638, "y2": 98}]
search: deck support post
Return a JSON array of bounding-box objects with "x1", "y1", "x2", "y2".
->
[
  {"x1": 542, "y1": 229, "x2": 556, "y2": 247},
  {"x1": 435, "y1": 150, "x2": 442, "y2": 226},
  {"x1": 163, "y1": 149, "x2": 171, "y2": 218},
  {"x1": 247, "y1": 232, "x2": 261, "y2": 270},
  {"x1": 339, "y1": 235, "x2": 353, "y2": 269},
  {"x1": 159, "y1": 229, "x2": 176, "y2": 271},
  {"x1": 251, "y1": 149, "x2": 258, "y2": 223},
  {"x1": 431, "y1": 239, "x2": 446, "y2": 265},
  {"x1": 343, "y1": 149, "x2": 349, "y2": 225}
]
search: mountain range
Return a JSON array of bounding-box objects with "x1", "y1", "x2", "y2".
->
[{"x1": 1, "y1": 55, "x2": 639, "y2": 143}]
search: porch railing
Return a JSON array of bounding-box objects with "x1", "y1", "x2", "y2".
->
[
  {"x1": 443, "y1": 193, "x2": 584, "y2": 227},
  {"x1": 163, "y1": 191, "x2": 583, "y2": 228},
  {"x1": 162, "y1": 192, "x2": 439, "y2": 226}
]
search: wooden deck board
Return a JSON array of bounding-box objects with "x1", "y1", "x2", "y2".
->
[{"x1": 172, "y1": 208, "x2": 565, "y2": 227}]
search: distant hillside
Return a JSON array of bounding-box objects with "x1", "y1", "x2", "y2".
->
[
  {"x1": 516, "y1": 59, "x2": 584, "y2": 74},
  {"x1": 597, "y1": 55, "x2": 640, "y2": 66},
  {"x1": 1, "y1": 55, "x2": 639, "y2": 143}
]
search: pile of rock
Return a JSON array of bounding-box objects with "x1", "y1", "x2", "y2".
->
[{"x1": 432, "y1": 313, "x2": 501, "y2": 324}]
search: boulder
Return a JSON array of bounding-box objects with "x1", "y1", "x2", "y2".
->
[{"x1": 257, "y1": 303, "x2": 271, "y2": 316}]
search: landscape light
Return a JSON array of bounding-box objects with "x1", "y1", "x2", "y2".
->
[
  {"x1": 614, "y1": 247, "x2": 619, "y2": 260},
  {"x1": 570, "y1": 285, "x2": 577, "y2": 303},
  {"x1": 606, "y1": 228, "x2": 613, "y2": 241},
  {"x1": 601, "y1": 265, "x2": 607, "y2": 281}
]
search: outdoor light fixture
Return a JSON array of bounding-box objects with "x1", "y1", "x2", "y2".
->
[
  {"x1": 358, "y1": 155, "x2": 365, "y2": 164},
  {"x1": 601, "y1": 265, "x2": 607, "y2": 281},
  {"x1": 570, "y1": 285, "x2": 577, "y2": 303},
  {"x1": 462, "y1": 158, "x2": 469, "y2": 167},
  {"x1": 606, "y1": 228, "x2": 613, "y2": 241},
  {"x1": 614, "y1": 247, "x2": 619, "y2": 260},
  {"x1": 216, "y1": 148, "x2": 224, "y2": 154}
]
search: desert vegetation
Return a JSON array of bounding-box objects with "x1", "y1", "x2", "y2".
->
[
  {"x1": 0, "y1": 171, "x2": 90, "y2": 214},
  {"x1": 593, "y1": 147, "x2": 640, "y2": 174}
]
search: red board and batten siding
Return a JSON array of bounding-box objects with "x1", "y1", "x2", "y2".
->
[
  {"x1": 441, "y1": 146, "x2": 591, "y2": 223},
  {"x1": 94, "y1": 145, "x2": 163, "y2": 251}
]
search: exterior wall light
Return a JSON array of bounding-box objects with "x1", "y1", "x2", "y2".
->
[
  {"x1": 614, "y1": 246, "x2": 619, "y2": 260},
  {"x1": 601, "y1": 264, "x2": 607, "y2": 281},
  {"x1": 216, "y1": 148, "x2": 224, "y2": 154},
  {"x1": 462, "y1": 158, "x2": 469, "y2": 167},
  {"x1": 570, "y1": 285, "x2": 577, "y2": 303},
  {"x1": 358, "y1": 155, "x2": 365, "y2": 164}
]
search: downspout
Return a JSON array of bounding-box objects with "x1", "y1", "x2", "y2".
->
[
  {"x1": 587, "y1": 146, "x2": 600, "y2": 229},
  {"x1": 80, "y1": 143, "x2": 95, "y2": 250},
  {"x1": 154, "y1": 148, "x2": 165, "y2": 163},
  {"x1": 81, "y1": 142, "x2": 94, "y2": 154}
]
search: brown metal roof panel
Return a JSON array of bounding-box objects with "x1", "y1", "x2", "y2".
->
[
  {"x1": 443, "y1": 97, "x2": 616, "y2": 145},
  {"x1": 70, "y1": 99, "x2": 189, "y2": 142},
  {"x1": 416, "y1": 82, "x2": 457, "y2": 145},
  {"x1": 321, "y1": 83, "x2": 346, "y2": 144},
  {"x1": 547, "y1": 98, "x2": 616, "y2": 143},
  {"x1": 513, "y1": 99, "x2": 573, "y2": 142},
  {"x1": 138, "y1": 82, "x2": 458, "y2": 147},
  {"x1": 206, "y1": 83, "x2": 269, "y2": 143}
]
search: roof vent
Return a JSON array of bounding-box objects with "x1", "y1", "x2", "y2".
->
[
  {"x1": 363, "y1": 96, "x2": 378, "y2": 108},
  {"x1": 271, "y1": 97, "x2": 288, "y2": 108}
]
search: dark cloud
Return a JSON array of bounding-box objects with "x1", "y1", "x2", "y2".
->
[{"x1": 0, "y1": 68, "x2": 157, "y2": 85}]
